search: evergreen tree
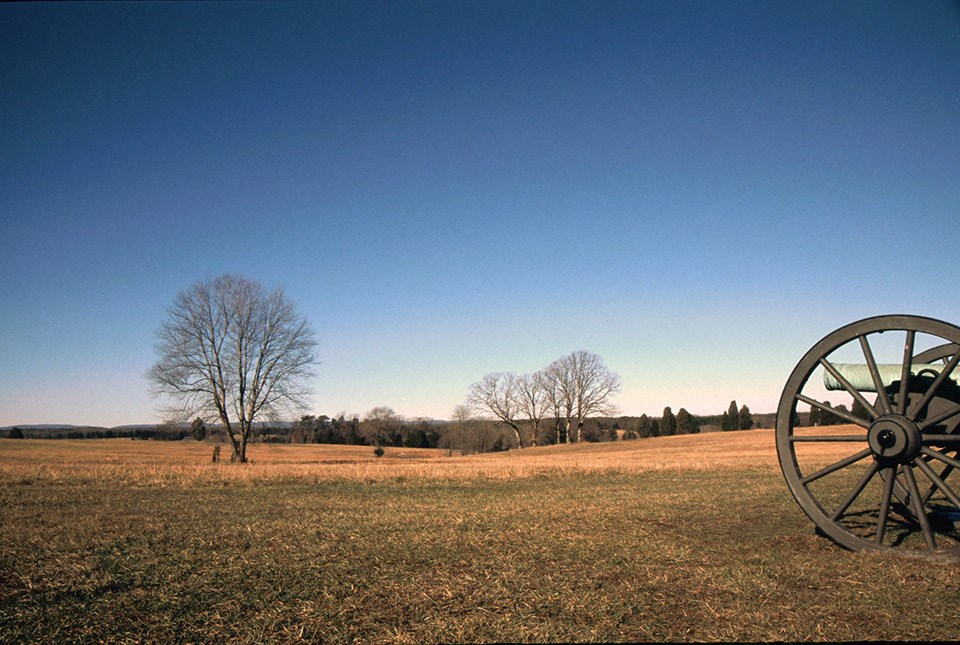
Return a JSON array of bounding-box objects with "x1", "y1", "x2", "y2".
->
[
  {"x1": 721, "y1": 400, "x2": 739, "y2": 430},
  {"x1": 737, "y1": 404, "x2": 753, "y2": 430},
  {"x1": 726, "y1": 401, "x2": 739, "y2": 430},
  {"x1": 676, "y1": 408, "x2": 698, "y2": 434},
  {"x1": 650, "y1": 419, "x2": 660, "y2": 437},
  {"x1": 661, "y1": 407, "x2": 677, "y2": 436},
  {"x1": 819, "y1": 401, "x2": 833, "y2": 426},
  {"x1": 637, "y1": 414, "x2": 652, "y2": 438},
  {"x1": 808, "y1": 405, "x2": 821, "y2": 427},
  {"x1": 8, "y1": 427, "x2": 24, "y2": 439}
]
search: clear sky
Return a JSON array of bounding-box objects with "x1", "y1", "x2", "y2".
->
[{"x1": 2, "y1": 1, "x2": 959, "y2": 427}]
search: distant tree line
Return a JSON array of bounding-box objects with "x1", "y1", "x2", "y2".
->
[
  {"x1": 807, "y1": 401, "x2": 855, "y2": 426},
  {"x1": 4, "y1": 401, "x2": 778, "y2": 449},
  {"x1": 616, "y1": 407, "x2": 700, "y2": 439},
  {"x1": 282, "y1": 410, "x2": 510, "y2": 454},
  {"x1": 2, "y1": 427, "x2": 189, "y2": 440}
]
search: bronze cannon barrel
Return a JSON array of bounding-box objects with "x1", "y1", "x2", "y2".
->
[{"x1": 823, "y1": 363, "x2": 957, "y2": 392}]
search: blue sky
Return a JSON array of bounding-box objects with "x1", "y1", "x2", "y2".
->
[{"x1": 2, "y1": 1, "x2": 959, "y2": 426}]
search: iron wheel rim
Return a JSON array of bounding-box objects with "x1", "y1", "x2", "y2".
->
[{"x1": 776, "y1": 315, "x2": 960, "y2": 556}]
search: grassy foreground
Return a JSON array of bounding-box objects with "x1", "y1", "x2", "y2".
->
[{"x1": 1, "y1": 432, "x2": 959, "y2": 642}]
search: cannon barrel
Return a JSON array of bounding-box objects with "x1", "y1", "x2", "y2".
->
[{"x1": 823, "y1": 363, "x2": 957, "y2": 392}]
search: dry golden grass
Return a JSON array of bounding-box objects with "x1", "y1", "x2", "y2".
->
[
  {"x1": 3, "y1": 427, "x2": 960, "y2": 643},
  {"x1": 0, "y1": 426, "x2": 856, "y2": 485}
]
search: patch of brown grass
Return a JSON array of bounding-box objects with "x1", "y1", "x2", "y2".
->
[
  {"x1": 0, "y1": 427, "x2": 842, "y2": 485},
  {"x1": 2, "y1": 429, "x2": 959, "y2": 642}
]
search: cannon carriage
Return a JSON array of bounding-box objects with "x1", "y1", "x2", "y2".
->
[{"x1": 776, "y1": 315, "x2": 960, "y2": 556}]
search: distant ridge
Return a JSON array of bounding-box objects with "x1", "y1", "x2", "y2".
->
[
  {"x1": 0, "y1": 424, "x2": 78, "y2": 430},
  {"x1": 1, "y1": 420, "x2": 295, "y2": 439}
]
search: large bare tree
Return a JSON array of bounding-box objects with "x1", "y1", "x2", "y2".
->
[
  {"x1": 467, "y1": 371, "x2": 526, "y2": 448},
  {"x1": 541, "y1": 351, "x2": 621, "y2": 443},
  {"x1": 542, "y1": 358, "x2": 575, "y2": 443},
  {"x1": 147, "y1": 274, "x2": 318, "y2": 463},
  {"x1": 516, "y1": 371, "x2": 549, "y2": 447},
  {"x1": 567, "y1": 350, "x2": 622, "y2": 442}
]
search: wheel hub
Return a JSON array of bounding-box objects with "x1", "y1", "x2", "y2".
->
[{"x1": 868, "y1": 414, "x2": 921, "y2": 464}]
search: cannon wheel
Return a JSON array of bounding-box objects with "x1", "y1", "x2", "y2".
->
[{"x1": 776, "y1": 315, "x2": 960, "y2": 556}]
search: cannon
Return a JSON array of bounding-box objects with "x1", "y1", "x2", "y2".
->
[{"x1": 776, "y1": 315, "x2": 960, "y2": 556}]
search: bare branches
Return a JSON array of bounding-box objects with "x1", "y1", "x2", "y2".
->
[
  {"x1": 467, "y1": 351, "x2": 621, "y2": 447},
  {"x1": 360, "y1": 406, "x2": 403, "y2": 446},
  {"x1": 147, "y1": 274, "x2": 318, "y2": 462},
  {"x1": 567, "y1": 350, "x2": 622, "y2": 442},
  {"x1": 467, "y1": 372, "x2": 526, "y2": 448},
  {"x1": 516, "y1": 371, "x2": 550, "y2": 447}
]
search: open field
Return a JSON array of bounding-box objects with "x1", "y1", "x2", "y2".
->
[
  {"x1": 0, "y1": 427, "x2": 798, "y2": 484},
  {"x1": 2, "y1": 430, "x2": 959, "y2": 642}
]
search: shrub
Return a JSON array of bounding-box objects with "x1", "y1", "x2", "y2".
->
[{"x1": 191, "y1": 418, "x2": 208, "y2": 441}]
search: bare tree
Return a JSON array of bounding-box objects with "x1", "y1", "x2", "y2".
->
[
  {"x1": 441, "y1": 406, "x2": 503, "y2": 455},
  {"x1": 467, "y1": 372, "x2": 526, "y2": 448},
  {"x1": 361, "y1": 406, "x2": 403, "y2": 446},
  {"x1": 567, "y1": 350, "x2": 622, "y2": 443},
  {"x1": 451, "y1": 403, "x2": 471, "y2": 425},
  {"x1": 448, "y1": 403, "x2": 472, "y2": 454},
  {"x1": 542, "y1": 358, "x2": 575, "y2": 444},
  {"x1": 147, "y1": 274, "x2": 318, "y2": 463},
  {"x1": 516, "y1": 371, "x2": 549, "y2": 447}
]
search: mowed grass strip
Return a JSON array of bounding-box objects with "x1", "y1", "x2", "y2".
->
[{"x1": 2, "y1": 433, "x2": 959, "y2": 642}]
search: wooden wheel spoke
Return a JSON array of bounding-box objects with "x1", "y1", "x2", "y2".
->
[
  {"x1": 920, "y1": 455, "x2": 956, "y2": 505},
  {"x1": 903, "y1": 464, "x2": 936, "y2": 550},
  {"x1": 790, "y1": 434, "x2": 868, "y2": 443},
  {"x1": 921, "y1": 446, "x2": 960, "y2": 471},
  {"x1": 914, "y1": 458, "x2": 960, "y2": 514},
  {"x1": 920, "y1": 434, "x2": 960, "y2": 445},
  {"x1": 796, "y1": 394, "x2": 870, "y2": 429},
  {"x1": 830, "y1": 460, "x2": 880, "y2": 522},
  {"x1": 897, "y1": 331, "x2": 916, "y2": 416},
  {"x1": 859, "y1": 335, "x2": 892, "y2": 415},
  {"x1": 818, "y1": 358, "x2": 880, "y2": 421},
  {"x1": 910, "y1": 352, "x2": 960, "y2": 423},
  {"x1": 801, "y1": 449, "x2": 872, "y2": 485},
  {"x1": 876, "y1": 466, "x2": 898, "y2": 545},
  {"x1": 919, "y1": 404, "x2": 960, "y2": 431}
]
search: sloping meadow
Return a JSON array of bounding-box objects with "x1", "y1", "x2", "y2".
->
[{"x1": 2, "y1": 432, "x2": 959, "y2": 642}]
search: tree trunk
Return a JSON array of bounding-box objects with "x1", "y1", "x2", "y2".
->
[
  {"x1": 222, "y1": 420, "x2": 244, "y2": 463},
  {"x1": 510, "y1": 423, "x2": 524, "y2": 449},
  {"x1": 228, "y1": 419, "x2": 249, "y2": 463}
]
